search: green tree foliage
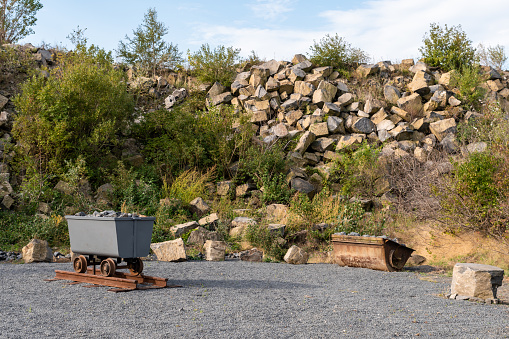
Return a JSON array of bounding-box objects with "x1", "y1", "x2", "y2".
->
[
  {"x1": 12, "y1": 45, "x2": 134, "y2": 179},
  {"x1": 0, "y1": 0, "x2": 42, "y2": 44},
  {"x1": 117, "y1": 8, "x2": 182, "y2": 76},
  {"x1": 133, "y1": 92, "x2": 250, "y2": 178},
  {"x1": 477, "y1": 43, "x2": 507, "y2": 70},
  {"x1": 187, "y1": 44, "x2": 241, "y2": 86},
  {"x1": 419, "y1": 23, "x2": 476, "y2": 71},
  {"x1": 308, "y1": 33, "x2": 369, "y2": 70}
]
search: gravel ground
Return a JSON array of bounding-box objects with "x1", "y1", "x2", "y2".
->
[{"x1": 1, "y1": 260, "x2": 508, "y2": 338}]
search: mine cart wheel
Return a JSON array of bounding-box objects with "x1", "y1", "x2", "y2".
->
[
  {"x1": 128, "y1": 258, "x2": 144, "y2": 275},
  {"x1": 100, "y1": 258, "x2": 117, "y2": 277},
  {"x1": 73, "y1": 255, "x2": 88, "y2": 273},
  {"x1": 389, "y1": 248, "x2": 406, "y2": 270}
]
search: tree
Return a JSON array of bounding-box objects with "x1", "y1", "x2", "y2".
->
[
  {"x1": 477, "y1": 43, "x2": 507, "y2": 70},
  {"x1": 419, "y1": 23, "x2": 476, "y2": 71},
  {"x1": 117, "y1": 8, "x2": 182, "y2": 76},
  {"x1": 308, "y1": 33, "x2": 369, "y2": 70},
  {"x1": 0, "y1": 0, "x2": 42, "y2": 44},
  {"x1": 187, "y1": 44, "x2": 241, "y2": 86}
]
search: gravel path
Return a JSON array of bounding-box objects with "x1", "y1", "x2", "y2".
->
[{"x1": 1, "y1": 260, "x2": 508, "y2": 338}]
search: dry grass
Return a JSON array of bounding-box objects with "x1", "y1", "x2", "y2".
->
[{"x1": 162, "y1": 167, "x2": 215, "y2": 204}]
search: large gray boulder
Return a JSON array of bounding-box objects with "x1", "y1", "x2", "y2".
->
[
  {"x1": 229, "y1": 217, "x2": 257, "y2": 238},
  {"x1": 294, "y1": 131, "x2": 316, "y2": 155},
  {"x1": 284, "y1": 245, "x2": 308, "y2": 264},
  {"x1": 383, "y1": 85, "x2": 401, "y2": 105},
  {"x1": 240, "y1": 248, "x2": 264, "y2": 262},
  {"x1": 356, "y1": 64, "x2": 379, "y2": 78},
  {"x1": 350, "y1": 117, "x2": 376, "y2": 134},
  {"x1": 327, "y1": 116, "x2": 345, "y2": 134},
  {"x1": 451, "y1": 263, "x2": 504, "y2": 300},
  {"x1": 171, "y1": 221, "x2": 200, "y2": 237},
  {"x1": 0, "y1": 173, "x2": 13, "y2": 198},
  {"x1": 429, "y1": 118, "x2": 457, "y2": 142},
  {"x1": 165, "y1": 88, "x2": 188, "y2": 109},
  {"x1": 189, "y1": 197, "x2": 210, "y2": 216},
  {"x1": 0, "y1": 94, "x2": 8, "y2": 111},
  {"x1": 290, "y1": 178, "x2": 316, "y2": 197},
  {"x1": 204, "y1": 240, "x2": 226, "y2": 261},
  {"x1": 187, "y1": 227, "x2": 221, "y2": 246},
  {"x1": 150, "y1": 238, "x2": 187, "y2": 262},
  {"x1": 198, "y1": 213, "x2": 220, "y2": 226},
  {"x1": 294, "y1": 81, "x2": 315, "y2": 97},
  {"x1": 22, "y1": 239, "x2": 53, "y2": 263},
  {"x1": 397, "y1": 93, "x2": 423, "y2": 114}
]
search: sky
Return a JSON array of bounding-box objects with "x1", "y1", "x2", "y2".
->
[{"x1": 18, "y1": 0, "x2": 509, "y2": 65}]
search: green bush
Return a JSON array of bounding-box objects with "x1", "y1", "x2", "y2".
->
[
  {"x1": 450, "y1": 65, "x2": 486, "y2": 111},
  {"x1": 48, "y1": 156, "x2": 95, "y2": 214},
  {"x1": 308, "y1": 33, "x2": 369, "y2": 71},
  {"x1": 436, "y1": 151, "x2": 509, "y2": 236},
  {"x1": 12, "y1": 44, "x2": 134, "y2": 182},
  {"x1": 329, "y1": 142, "x2": 382, "y2": 197},
  {"x1": 187, "y1": 44, "x2": 241, "y2": 86},
  {"x1": 134, "y1": 93, "x2": 247, "y2": 178},
  {"x1": 0, "y1": 45, "x2": 38, "y2": 77},
  {"x1": 245, "y1": 223, "x2": 286, "y2": 260},
  {"x1": 457, "y1": 102, "x2": 509, "y2": 147},
  {"x1": 454, "y1": 152, "x2": 500, "y2": 207},
  {"x1": 107, "y1": 162, "x2": 160, "y2": 216},
  {"x1": 0, "y1": 211, "x2": 69, "y2": 251},
  {"x1": 235, "y1": 141, "x2": 291, "y2": 204},
  {"x1": 440, "y1": 103, "x2": 509, "y2": 237},
  {"x1": 236, "y1": 142, "x2": 288, "y2": 183},
  {"x1": 152, "y1": 203, "x2": 190, "y2": 243},
  {"x1": 260, "y1": 172, "x2": 293, "y2": 205},
  {"x1": 419, "y1": 23, "x2": 476, "y2": 71}
]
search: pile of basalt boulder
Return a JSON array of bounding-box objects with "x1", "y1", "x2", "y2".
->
[{"x1": 191, "y1": 53, "x2": 508, "y2": 199}]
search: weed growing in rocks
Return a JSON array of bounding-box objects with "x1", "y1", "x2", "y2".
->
[
  {"x1": 162, "y1": 168, "x2": 214, "y2": 205},
  {"x1": 245, "y1": 223, "x2": 286, "y2": 260},
  {"x1": 329, "y1": 142, "x2": 382, "y2": 197},
  {"x1": 450, "y1": 65, "x2": 486, "y2": 111}
]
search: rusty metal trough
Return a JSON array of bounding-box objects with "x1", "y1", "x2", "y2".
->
[{"x1": 331, "y1": 234, "x2": 414, "y2": 272}]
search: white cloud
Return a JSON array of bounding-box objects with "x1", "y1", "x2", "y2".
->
[
  {"x1": 188, "y1": 24, "x2": 319, "y2": 61},
  {"x1": 319, "y1": 0, "x2": 509, "y2": 62},
  {"x1": 247, "y1": 0, "x2": 294, "y2": 21},
  {"x1": 188, "y1": 0, "x2": 509, "y2": 63}
]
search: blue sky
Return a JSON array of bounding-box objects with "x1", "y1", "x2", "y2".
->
[{"x1": 18, "y1": 0, "x2": 509, "y2": 64}]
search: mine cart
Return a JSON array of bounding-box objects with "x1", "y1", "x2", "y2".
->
[
  {"x1": 331, "y1": 234, "x2": 414, "y2": 272},
  {"x1": 45, "y1": 215, "x2": 174, "y2": 292},
  {"x1": 66, "y1": 215, "x2": 155, "y2": 276}
]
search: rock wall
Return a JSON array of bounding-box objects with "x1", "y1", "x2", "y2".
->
[{"x1": 199, "y1": 54, "x2": 509, "y2": 198}]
